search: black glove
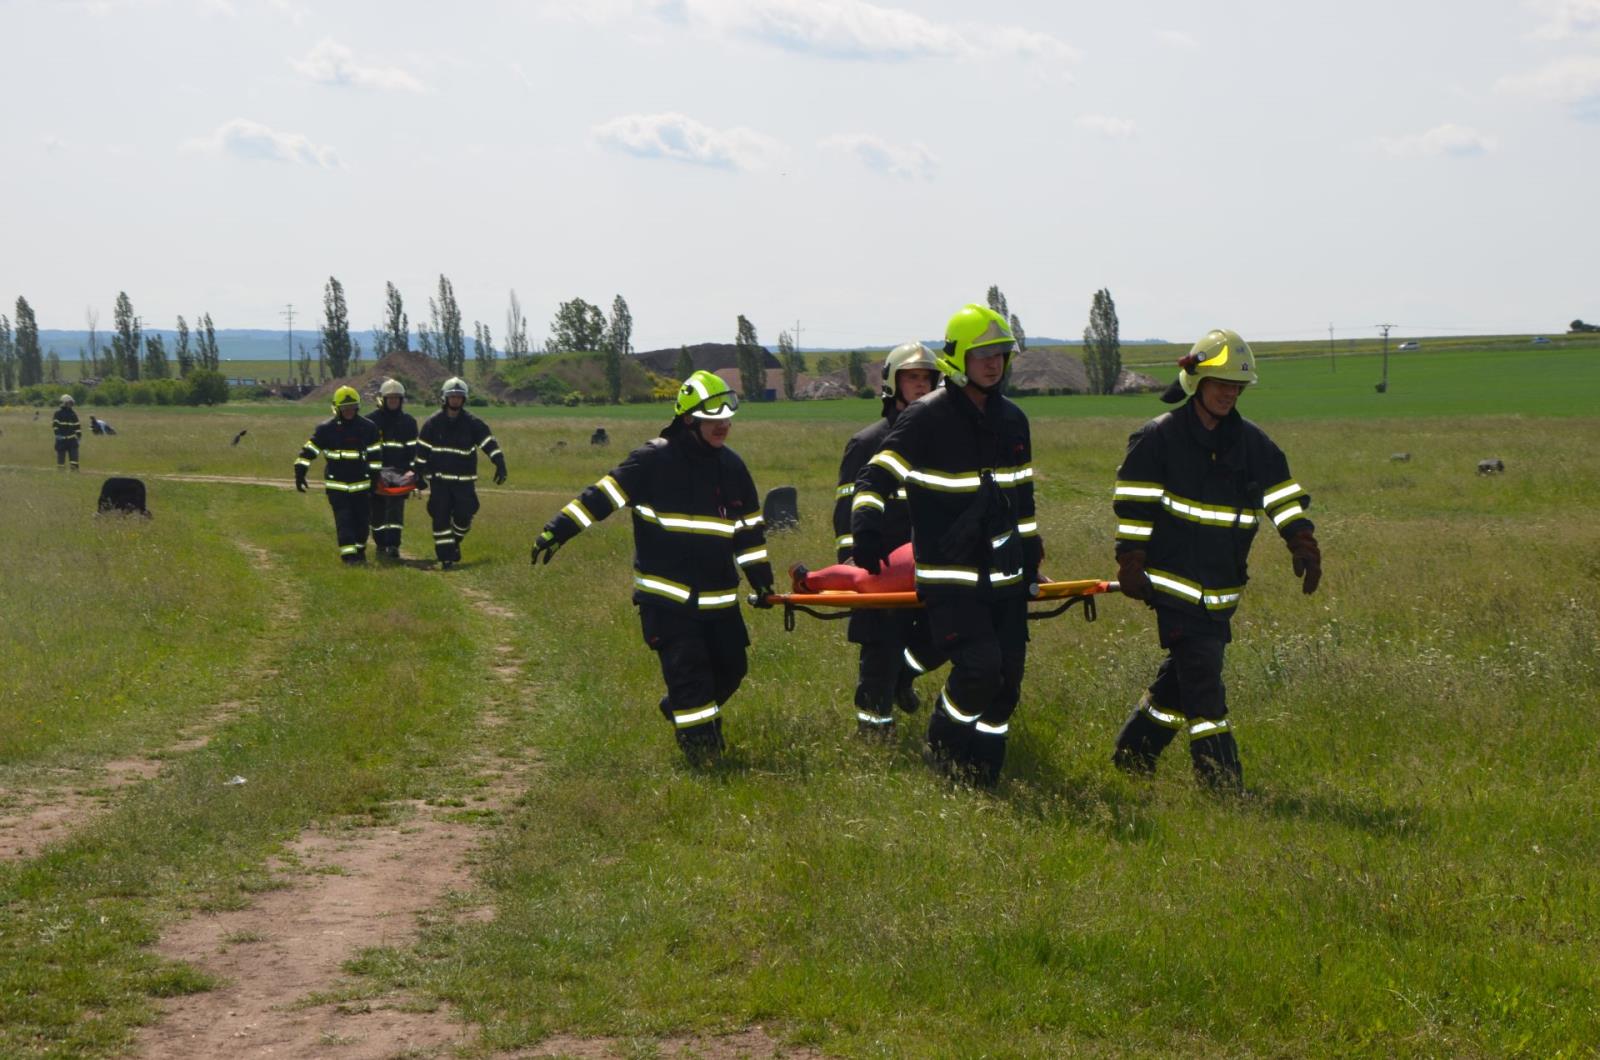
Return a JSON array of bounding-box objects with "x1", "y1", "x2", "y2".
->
[
  {"x1": 751, "y1": 585, "x2": 776, "y2": 609},
  {"x1": 493, "y1": 459, "x2": 507, "y2": 485},
  {"x1": 531, "y1": 529, "x2": 561, "y2": 566},
  {"x1": 294, "y1": 465, "x2": 308, "y2": 493},
  {"x1": 1287, "y1": 530, "x2": 1321, "y2": 595},
  {"x1": 852, "y1": 530, "x2": 886, "y2": 575},
  {"x1": 1117, "y1": 550, "x2": 1152, "y2": 601},
  {"x1": 412, "y1": 473, "x2": 427, "y2": 491}
]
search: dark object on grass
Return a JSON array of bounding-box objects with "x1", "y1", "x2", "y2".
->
[
  {"x1": 90, "y1": 416, "x2": 116, "y2": 435},
  {"x1": 763, "y1": 485, "x2": 799, "y2": 531},
  {"x1": 590, "y1": 426, "x2": 609, "y2": 446},
  {"x1": 97, "y1": 477, "x2": 150, "y2": 517},
  {"x1": 1390, "y1": 452, "x2": 1410, "y2": 462},
  {"x1": 1477, "y1": 458, "x2": 1505, "y2": 475},
  {"x1": 231, "y1": 429, "x2": 247, "y2": 446}
]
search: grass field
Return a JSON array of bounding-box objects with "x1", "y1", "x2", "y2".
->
[{"x1": 3, "y1": 339, "x2": 1599, "y2": 1057}]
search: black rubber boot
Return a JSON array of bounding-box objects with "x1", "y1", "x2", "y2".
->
[
  {"x1": 677, "y1": 717, "x2": 725, "y2": 766},
  {"x1": 893, "y1": 671, "x2": 921, "y2": 714},
  {"x1": 925, "y1": 707, "x2": 973, "y2": 779},
  {"x1": 969, "y1": 731, "x2": 1007, "y2": 788},
  {"x1": 1189, "y1": 729, "x2": 1243, "y2": 793},
  {"x1": 1112, "y1": 699, "x2": 1182, "y2": 774}
]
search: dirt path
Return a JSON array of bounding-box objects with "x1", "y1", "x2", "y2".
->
[
  {"x1": 0, "y1": 543, "x2": 292, "y2": 864},
  {"x1": 133, "y1": 581, "x2": 539, "y2": 1059}
]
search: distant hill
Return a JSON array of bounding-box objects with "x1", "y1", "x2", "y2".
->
[{"x1": 634, "y1": 342, "x2": 780, "y2": 374}]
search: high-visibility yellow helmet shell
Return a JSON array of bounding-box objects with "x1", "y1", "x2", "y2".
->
[
  {"x1": 331, "y1": 385, "x2": 362, "y2": 414},
  {"x1": 880, "y1": 341, "x2": 941, "y2": 400},
  {"x1": 938, "y1": 304, "x2": 1015, "y2": 387},
  {"x1": 673, "y1": 369, "x2": 740, "y2": 420},
  {"x1": 1178, "y1": 329, "x2": 1258, "y2": 397},
  {"x1": 440, "y1": 377, "x2": 469, "y2": 404},
  {"x1": 378, "y1": 378, "x2": 405, "y2": 399}
]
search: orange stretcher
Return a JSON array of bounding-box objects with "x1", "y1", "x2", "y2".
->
[{"x1": 751, "y1": 579, "x2": 1119, "y2": 631}]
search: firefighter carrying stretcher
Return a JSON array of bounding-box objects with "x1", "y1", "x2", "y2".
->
[
  {"x1": 368, "y1": 378, "x2": 419, "y2": 559},
  {"x1": 415, "y1": 376, "x2": 506, "y2": 570},
  {"x1": 295, "y1": 385, "x2": 383, "y2": 564},
  {"x1": 850, "y1": 305, "x2": 1043, "y2": 787},
  {"x1": 790, "y1": 342, "x2": 948, "y2": 738},
  {"x1": 531, "y1": 370, "x2": 776, "y2": 765}
]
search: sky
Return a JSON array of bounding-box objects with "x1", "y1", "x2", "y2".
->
[{"x1": 3, "y1": 0, "x2": 1597, "y2": 351}]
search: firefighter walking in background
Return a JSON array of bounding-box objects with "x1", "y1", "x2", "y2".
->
[
  {"x1": 1110, "y1": 329, "x2": 1321, "y2": 792},
  {"x1": 415, "y1": 376, "x2": 505, "y2": 570},
  {"x1": 851, "y1": 306, "x2": 1043, "y2": 787},
  {"x1": 530, "y1": 371, "x2": 775, "y2": 765},
  {"x1": 801, "y1": 342, "x2": 947, "y2": 738},
  {"x1": 52, "y1": 394, "x2": 82, "y2": 471},
  {"x1": 368, "y1": 378, "x2": 419, "y2": 559},
  {"x1": 294, "y1": 385, "x2": 382, "y2": 564}
]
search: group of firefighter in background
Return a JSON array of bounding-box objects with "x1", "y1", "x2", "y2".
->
[
  {"x1": 293, "y1": 375, "x2": 505, "y2": 569},
  {"x1": 296, "y1": 303, "x2": 1322, "y2": 791}
]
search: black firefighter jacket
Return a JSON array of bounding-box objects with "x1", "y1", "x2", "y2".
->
[
  {"x1": 52, "y1": 406, "x2": 81, "y2": 441},
  {"x1": 1113, "y1": 398, "x2": 1313, "y2": 624},
  {"x1": 543, "y1": 430, "x2": 774, "y2": 615},
  {"x1": 852, "y1": 383, "x2": 1042, "y2": 605},
  {"x1": 295, "y1": 415, "x2": 382, "y2": 493},
  {"x1": 368, "y1": 405, "x2": 418, "y2": 473},
  {"x1": 831, "y1": 401, "x2": 912, "y2": 563},
  {"x1": 415, "y1": 409, "x2": 504, "y2": 484}
]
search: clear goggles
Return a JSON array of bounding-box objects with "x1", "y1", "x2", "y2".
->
[{"x1": 690, "y1": 391, "x2": 739, "y2": 419}]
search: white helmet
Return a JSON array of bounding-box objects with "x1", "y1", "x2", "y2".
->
[
  {"x1": 379, "y1": 378, "x2": 405, "y2": 399},
  {"x1": 440, "y1": 377, "x2": 469, "y2": 405},
  {"x1": 59, "y1": 394, "x2": 75, "y2": 405}
]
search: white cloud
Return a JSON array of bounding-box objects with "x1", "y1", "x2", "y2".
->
[
  {"x1": 1497, "y1": 55, "x2": 1600, "y2": 118},
  {"x1": 290, "y1": 39, "x2": 427, "y2": 93},
  {"x1": 43, "y1": 135, "x2": 67, "y2": 153},
  {"x1": 545, "y1": 0, "x2": 1075, "y2": 63},
  {"x1": 182, "y1": 118, "x2": 340, "y2": 168},
  {"x1": 1158, "y1": 29, "x2": 1198, "y2": 49},
  {"x1": 1375, "y1": 123, "x2": 1497, "y2": 157},
  {"x1": 1526, "y1": 0, "x2": 1600, "y2": 40},
  {"x1": 820, "y1": 133, "x2": 936, "y2": 179},
  {"x1": 1076, "y1": 114, "x2": 1137, "y2": 139},
  {"x1": 591, "y1": 112, "x2": 782, "y2": 170}
]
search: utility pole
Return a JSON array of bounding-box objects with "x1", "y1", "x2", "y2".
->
[
  {"x1": 1328, "y1": 323, "x2": 1335, "y2": 373},
  {"x1": 282, "y1": 303, "x2": 295, "y2": 387},
  {"x1": 793, "y1": 319, "x2": 803, "y2": 356},
  {"x1": 1375, "y1": 322, "x2": 1394, "y2": 393}
]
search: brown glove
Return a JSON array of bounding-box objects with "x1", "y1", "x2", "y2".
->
[
  {"x1": 1287, "y1": 530, "x2": 1321, "y2": 594},
  {"x1": 1117, "y1": 550, "x2": 1152, "y2": 601}
]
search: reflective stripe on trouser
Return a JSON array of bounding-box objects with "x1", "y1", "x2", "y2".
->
[
  {"x1": 646, "y1": 606, "x2": 748, "y2": 755},
  {"x1": 925, "y1": 598, "x2": 1027, "y2": 785},
  {"x1": 327, "y1": 491, "x2": 371, "y2": 559},
  {"x1": 427, "y1": 480, "x2": 480, "y2": 562},
  {"x1": 370, "y1": 491, "x2": 407, "y2": 550}
]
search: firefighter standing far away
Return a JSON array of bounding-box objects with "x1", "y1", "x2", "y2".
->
[
  {"x1": 530, "y1": 370, "x2": 775, "y2": 765},
  {"x1": 294, "y1": 385, "x2": 383, "y2": 564},
  {"x1": 52, "y1": 395, "x2": 83, "y2": 471},
  {"x1": 1110, "y1": 329, "x2": 1321, "y2": 792},
  {"x1": 368, "y1": 378, "x2": 420, "y2": 559},
  {"x1": 851, "y1": 305, "x2": 1042, "y2": 787},
  {"x1": 806, "y1": 342, "x2": 947, "y2": 738},
  {"x1": 414, "y1": 377, "x2": 506, "y2": 570}
]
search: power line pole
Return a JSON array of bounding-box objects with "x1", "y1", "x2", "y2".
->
[
  {"x1": 282, "y1": 303, "x2": 295, "y2": 387},
  {"x1": 1328, "y1": 323, "x2": 1335, "y2": 373},
  {"x1": 1375, "y1": 322, "x2": 1394, "y2": 393}
]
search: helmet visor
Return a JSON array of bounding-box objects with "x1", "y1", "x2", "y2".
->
[{"x1": 690, "y1": 391, "x2": 739, "y2": 419}]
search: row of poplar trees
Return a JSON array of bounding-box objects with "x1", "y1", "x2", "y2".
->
[{"x1": 0, "y1": 294, "x2": 221, "y2": 390}]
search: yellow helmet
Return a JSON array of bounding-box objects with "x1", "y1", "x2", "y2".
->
[
  {"x1": 938, "y1": 304, "x2": 1015, "y2": 387},
  {"x1": 331, "y1": 385, "x2": 361, "y2": 414},
  {"x1": 673, "y1": 370, "x2": 739, "y2": 419},
  {"x1": 880, "y1": 341, "x2": 940, "y2": 400},
  {"x1": 1177, "y1": 329, "x2": 1258, "y2": 398}
]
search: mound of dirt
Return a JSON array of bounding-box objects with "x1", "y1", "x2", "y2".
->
[{"x1": 303, "y1": 349, "x2": 456, "y2": 404}]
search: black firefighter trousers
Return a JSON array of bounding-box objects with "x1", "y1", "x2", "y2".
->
[
  {"x1": 327, "y1": 490, "x2": 371, "y2": 562},
  {"x1": 851, "y1": 608, "x2": 945, "y2": 731},
  {"x1": 1113, "y1": 606, "x2": 1241, "y2": 788},
  {"x1": 641, "y1": 604, "x2": 748, "y2": 760},
  {"x1": 427, "y1": 480, "x2": 480, "y2": 563},
  {"x1": 924, "y1": 596, "x2": 1028, "y2": 786},
  {"x1": 55, "y1": 438, "x2": 80, "y2": 470},
  {"x1": 370, "y1": 490, "x2": 408, "y2": 553}
]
